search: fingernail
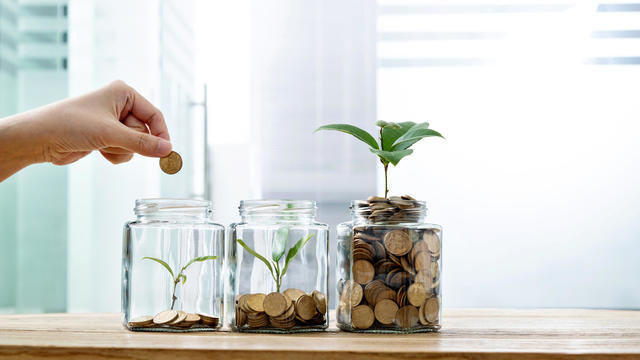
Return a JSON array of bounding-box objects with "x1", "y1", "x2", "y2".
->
[{"x1": 156, "y1": 138, "x2": 172, "y2": 156}]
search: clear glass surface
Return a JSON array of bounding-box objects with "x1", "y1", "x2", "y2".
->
[
  {"x1": 227, "y1": 200, "x2": 329, "y2": 333},
  {"x1": 336, "y1": 200, "x2": 442, "y2": 333},
  {"x1": 122, "y1": 199, "x2": 224, "y2": 332}
]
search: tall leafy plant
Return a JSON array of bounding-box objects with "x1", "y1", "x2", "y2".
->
[
  {"x1": 315, "y1": 121, "x2": 444, "y2": 198},
  {"x1": 143, "y1": 255, "x2": 217, "y2": 310},
  {"x1": 238, "y1": 228, "x2": 314, "y2": 292}
]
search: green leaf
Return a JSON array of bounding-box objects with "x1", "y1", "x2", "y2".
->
[
  {"x1": 237, "y1": 239, "x2": 275, "y2": 276},
  {"x1": 281, "y1": 235, "x2": 314, "y2": 277},
  {"x1": 315, "y1": 124, "x2": 379, "y2": 150},
  {"x1": 180, "y1": 255, "x2": 218, "y2": 273},
  {"x1": 271, "y1": 227, "x2": 289, "y2": 262},
  {"x1": 381, "y1": 122, "x2": 416, "y2": 151},
  {"x1": 178, "y1": 274, "x2": 186, "y2": 284},
  {"x1": 393, "y1": 122, "x2": 444, "y2": 150},
  {"x1": 370, "y1": 148, "x2": 414, "y2": 166},
  {"x1": 142, "y1": 257, "x2": 175, "y2": 280}
]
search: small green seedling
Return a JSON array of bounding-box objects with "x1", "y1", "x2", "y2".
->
[
  {"x1": 238, "y1": 227, "x2": 313, "y2": 292},
  {"x1": 315, "y1": 121, "x2": 444, "y2": 198},
  {"x1": 142, "y1": 255, "x2": 217, "y2": 310}
]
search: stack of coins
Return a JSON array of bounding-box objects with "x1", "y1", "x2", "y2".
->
[
  {"x1": 354, "y1": 195, "x2": 424, "y2": 223},
  {"x1": 338, "y1": 217, "x2": 441, "y2": 331},
  {"x1": 235, "y1": 289, "x2": 327, "y2": 330},
  {"x1": 127, "y1": 309, "x2": 219, "y2": 330}
]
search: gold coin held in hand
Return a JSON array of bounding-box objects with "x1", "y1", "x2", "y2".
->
[{"x1": 159, "y1": 151, "x2": 182, "y2": 174}]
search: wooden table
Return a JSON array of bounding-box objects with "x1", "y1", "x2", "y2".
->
[{"x1": 1, "y1": 309, "x2": 639, "y2": 359}]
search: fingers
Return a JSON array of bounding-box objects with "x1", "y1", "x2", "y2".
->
[
  {"x1": 102, "y1": 114, "x2": 150, "y2": 154},
  {"x1": 106, "y1": 126, "x2": 172, "y2": 158},
  {"x1": 100, "y1": 150, "x2": 134, "y2": 164},
  {"x1": 109, "y1": 80, "x2": 170, "y2": 141}
]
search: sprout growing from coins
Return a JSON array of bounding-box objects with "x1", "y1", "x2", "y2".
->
[
  {"x1": 315, "y1": 121, "x2": 444, "y2": 198},
  {"x1": 237, "y1": 228, "x2": 313, "y2": 293},
  {"x1": 142, "y1": 255, "x2": 217, "y2": 310}
]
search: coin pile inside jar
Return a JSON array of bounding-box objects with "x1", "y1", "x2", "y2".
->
[
  {"x1": 356, "y1": 195, "x2": 423, "y2": 223},
  {"x1": 235, "y1": 289, "x2": 327, "y2": 330},
  {"x1": 338, "y1": 210, "x2": 441, "y2": 331},
  {"x1": 128, "y1": 310, "x2": 219, "y2": 330}
]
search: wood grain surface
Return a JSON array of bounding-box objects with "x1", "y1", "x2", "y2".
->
[{"x1": 0, "y1": 309, "x2": 639, "y2": 359}]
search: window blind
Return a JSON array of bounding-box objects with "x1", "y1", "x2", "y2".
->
[{"x1": 377, "y1": 1, "x2": 640, "y2": 67}]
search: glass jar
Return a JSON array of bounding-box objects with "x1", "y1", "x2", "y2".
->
[
  {"x1": 122, "y1": 199, "x2": 224, "y2": 332},
  {"x1": 336, "y1": 197, "x2": 442, "y2": 333},
  {"x1": 227, "y1": 200, "x2": 329, "y2": 333}
]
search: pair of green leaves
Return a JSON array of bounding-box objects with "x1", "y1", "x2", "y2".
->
[
  {"x1": 315, "y1": 121, "x2": 444, "y2": 166},
  {"x1": 142, "y1": 255, "x2": 218, "y2": 286},
  {"x1": 237, "y1": 228, "x2": 314, "y2": 291}
]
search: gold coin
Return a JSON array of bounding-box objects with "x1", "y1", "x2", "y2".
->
[
  {"x1": 419, "y1": 302, "x2": 428, "y2": 325},
  {"x1": 264, "y1": 292, "x2": 288, "y2": 317},
  {"x1": 128, "y1": 315, "x2": 154, "y2": 327},
  {"x1": 353, "y1": 260, "x2": 375, "y2": 285},
  {"x1": 424, "y1": 231, "x2": 441, "y2": 255},
  {"x1": 247, "y1": 293, "x2": 266, "y2": 312},
  {"x1": 184, "y1": 313, "x2": 201, "y2": 323},
  {"x1": 159, "y1": 151, "x2": 182, "y2": 174},
  {"x1": 235, "y1": 307, "x2": 247, "y2": 326},
  {"x1": 414, "y1": 251, "x2": 431, "y2": 273},
  {"x1": 374, "y1": 299, "x2": 398, "y2": 325},
  {"x1": 168, "y1": 310, "x2": 187, "y2": 326},
  {"x1": 247, "y1": 312, "x2": 268, "y2": 328},
  {"x1": 311, "y1": 290, "x2": 327, "y2": 314},
  {"x1": 424, "y1": 297, "x2": 440, "y2": 323},
  {"x1": 271, "y1": 302, "x2": 295, "y2": 321},
  {"x1": 153, "y1": 309, "x2": 178, "y2": 325},
  {"x1": 430, "y1": 261, "x2": 439, "y2": 279},
  {"x1": 395, "y1": 305, "x2": 419, "y2": 328},
  {"x1": 407, "y1": 283, "x2": 428, "y2": 307},
  {"x1": 341, "y1": 280, "x2": 363, "y2": 307},
  {"x1": 295, "y1": 294, "x2": 318, "y2": 321},
  {"x1": 351, "y1": 304, "x2": 374, "y2": 330},
  {"x1": 374, "y1": 288, "x2": 397, "y2": 305},
  {"x1": 383, "y1": 230, "x2": 412, "y2": 256},
  {"x1": 283, "y1": 288, "x2": 306, "y2": 302},
  {"x1": 198, "y1": 313, "x2": 217, "y2": 325}
]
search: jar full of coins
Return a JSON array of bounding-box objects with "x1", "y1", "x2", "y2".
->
[
  {"x1": 336, "y1": 196, "x2": 442, "y2": 333},
  {"x1": 122, "y1": 199, "x2": 224, "y2": 332},
  {"x1": 227, "y1": 200, "x2": 329, "y2": 333}
]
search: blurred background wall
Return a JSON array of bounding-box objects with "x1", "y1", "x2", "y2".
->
[{"x1": 1, "y1": 0, "x2": 639, "y2": 313}]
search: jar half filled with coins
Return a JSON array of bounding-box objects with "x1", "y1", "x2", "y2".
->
[
  {"x1": 227, "y1": 200, "x2": 329, "y2": 333},
  {"x1": 122, "y1": 199, "x2": 224, "y2": 332},
  {"x1": 336, "y1": 196, "x2": 442, "y2": 333}
]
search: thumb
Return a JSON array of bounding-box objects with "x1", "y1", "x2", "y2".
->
[{"x1": 110, "y1": 127, "x2": 172, "y2": 157}]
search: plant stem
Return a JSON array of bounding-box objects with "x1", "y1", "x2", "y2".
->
[
  {"x1": 170, "y1": 278, "x2": 179, "y2": 310},
  {"x1": 383, "y1": 162, "x2": 389, "y2": 199},
  {"x1": 379, "y1": 127, "x2": 389, "y2": 199}
]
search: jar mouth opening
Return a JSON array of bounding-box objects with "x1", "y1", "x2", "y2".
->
[
  {"x1": 239, "y1": 200, "x2": 316, "y2": 216},
  {"x1": 350, "y1": 199, "x2": 426, "y2": 209},
  {"x1": 350, "y1": 198, "x2": 427, "y2": 224},
  {"x1": 135, "y1": 198, "x2": 211, "y2": 216}
]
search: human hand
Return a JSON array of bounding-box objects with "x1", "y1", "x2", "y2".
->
[
  {"x1": 0, "y1": 80, "x2": 172, "y2": 181},
  {"x1": 39, "y1": 80, "x2": 172, "y2": 165}
]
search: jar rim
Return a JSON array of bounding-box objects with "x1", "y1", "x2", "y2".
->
[
  {"x1": 135, "y1": 198, "x2": 211, "y2": 215},
  {"x1": 239, "y1": 199, "x2": 316, "y2": 216},
  {"x1": 350, "y1": 198, "x2": 427, "y2": 224},
  {"x1": 351, "y1": 199, "x2": 426, "y2": 208}
]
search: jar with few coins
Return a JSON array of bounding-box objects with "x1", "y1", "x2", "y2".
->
[
  {"x1": 122, "y1": 199, "x2": 224, "y2": 332},
  {"x1": 227, "y1": 200, "x2": 329, "y2": 333},
  {"x1": 336, "y1": 196, "x2": 442, "y2": 333}
]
